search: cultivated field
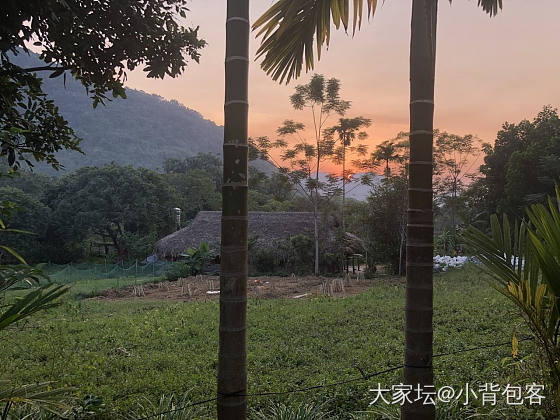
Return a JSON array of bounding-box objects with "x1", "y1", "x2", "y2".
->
[
  {"x1": 97, "y1": 274, "x2": 387, "y2": 301},
  {"x1": 2, "y1": 267, "x2": 542, "y2": 418}
]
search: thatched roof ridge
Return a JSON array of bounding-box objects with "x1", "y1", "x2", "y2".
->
[{"x1": 154, "y1": 211, "x2": 319, "y2": 258}]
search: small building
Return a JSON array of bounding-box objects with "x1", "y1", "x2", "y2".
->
[
  {"x1": 154, "y1": 211, "x2": 364, "y2": 255},
  {"x1": 154, "y1": 211, "x2": 365, "y2": 273},
  {"x1": 154, "y1": 211, "x2": 310, "y2": 257}
]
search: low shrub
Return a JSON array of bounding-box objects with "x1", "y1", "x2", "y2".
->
[
  {"x1": 165, "y1": 242, "x2": 215, "y2": 281},
  {"x1": 252, "y1": 248, "x2": 276, "y2": 274},
  {"x1": 164, "y1": 262, "x2": 192, "y2": 282}
]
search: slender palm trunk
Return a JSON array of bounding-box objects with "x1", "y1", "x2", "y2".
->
[
  {"x1": 451, "y1": 181, "x2": 457, "y2": 243},
  {"x1": 313, "y1": 197, "x2": 319, "y2": 275},
  {"x1": 399, "y1": 218, "x2": 405, "y2": 276},
  {"x1": 218, "y1": 1, "x2": 249, "y2": 418},
  {"x1": 313, "y1": 146, "x2": 320, "y2": 275},
  {"x1": 402, "y1": 1, "x2": 437, "y2": 419},
  {"x1": 342, "y1": 139, "x2": 346, "y2": 274}
]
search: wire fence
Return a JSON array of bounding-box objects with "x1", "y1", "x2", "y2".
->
[
  {"x1": 43, "y1": 261, "x2": 172, "y2": 284},
  {"x1": 4, "y1": 261, "x2": 173, "y2": 290},
  {"x1": 135, "y1": 336, "x2": 534, "y2": 420}
]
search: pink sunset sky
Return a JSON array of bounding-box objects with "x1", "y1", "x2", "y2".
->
[{"x1": 126, "y1": 0, "x2": 560, "y2": 171}]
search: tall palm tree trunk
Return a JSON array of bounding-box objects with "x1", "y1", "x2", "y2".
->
[
  {"x1": 218, "y1": 1, "x2": 249, "y2": 418},
  {"x1": 314, "y1": 150, "x2": 321, "y2": 275},
  {"x1": 402, "y1": 1, "x2": 437, "y2": 419},
  {"x1": 313, "y1": 196, "x2": 320, "y2": 275},
  {"x1": 451, "y1": 182, "x2": 457, "y2": 243},
  {"x1": 342, "y1": 139, "x2": 347, "y2": 274}
]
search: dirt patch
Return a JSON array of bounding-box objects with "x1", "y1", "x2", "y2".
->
[{"x1": 95, "y1": 274, "x2": 403, "y2": 302}]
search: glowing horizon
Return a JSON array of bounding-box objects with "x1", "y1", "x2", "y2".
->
[{"x1": 124, "y1": 0, "x2": 559, "y2": 175}]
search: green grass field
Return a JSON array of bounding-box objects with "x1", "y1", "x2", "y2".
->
[
  {"x1": 64, "y1": 275, "x2": 162, "y2": 299},
  {"x1": 8, "y1": 275, "x2": 161, "y2": 300},
  {"x1": 1, "y1": 267, "x2": 546, "y2": 419}
]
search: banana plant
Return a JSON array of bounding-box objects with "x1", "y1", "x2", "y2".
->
[
  {"x1": 463, "y1": 187, "x2": 560, "y2": 409},
  {"x1": 178, "y1": 242, "x2": 214, "y2": 276}
]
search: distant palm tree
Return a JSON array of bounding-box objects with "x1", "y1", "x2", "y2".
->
[
  {"x1": 253, "y1": 1, "x2": 502, "y2": 418},
  {"x1": 325, "y1": 116, "x2": 370, "y2": 262},
  {"x1": 218, "y1": 0, "x2": 250, "y2": 419},
  {"x1": 373, "y1": 139, "x2": 405, "y2": 177}
]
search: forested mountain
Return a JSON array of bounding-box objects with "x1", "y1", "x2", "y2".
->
[{"x1": 12, "y1": 52, "x2": 223, "y2": 174}]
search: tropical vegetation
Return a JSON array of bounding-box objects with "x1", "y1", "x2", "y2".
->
[
  {"x1": 2, "y1": 0, "x2": 557, "y2": 419},
  {"x1": 465, "y1": 186, "x2": 560, "y2": 414}
]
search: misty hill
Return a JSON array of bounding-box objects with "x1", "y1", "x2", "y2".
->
[
  {"x1": 316, "y1": 172, "x2": 380, "y2": 202},
  {"x1": 345, "y1": 174, "x2": 380, "y2": 201},
  {"x1": 12, "y1": 52, "x2": 224, "y2": 174}
]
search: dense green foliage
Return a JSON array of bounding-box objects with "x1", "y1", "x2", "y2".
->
[
  {"x1": 50, "y1": 164, "x2": 176, "y2": 254},
  {"x1": 248, "y1": 167, "x2": 302, "y2": 212},
  {"x1": 249, "y1": 233, "x2": 316, "y2": 276},
  {"x1": 163, "y1": 154, "x2": 222, "y2": 220},
  {"x1": 0, "y1": 186, "x2": 50, "y2": 262},
  {"x1": 13, "y1": 164, "x2": 177, "y2": 262},
  {"x1": 0, "y1": 155, "x2": 307, "y2": 265},
  {"x1": 0, "y1": 160, "x2": 199, "y2": 263},
  {"x1": 6, "y1": 106, "x2": 558, "y2": 272},
  {"x1": 1, "y1": 1, "x2": 205, "y2": 173},
  {"x1": 1, "y1": 268, "x2": 546, "y2": 418},
  {"x1": 350, "y1": 107, "x2": 560, "y2": 259},
  {"x1": 347, "y1": 176, "x2": 407, "y2": 275},
  {"x1": 466, "y1": 106, "x2": 560, "y2": 226}
]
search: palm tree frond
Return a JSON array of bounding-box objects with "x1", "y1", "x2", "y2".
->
[
  {"x1": 253, "y1": 0, "x2": 377, "y2": 83},
  {"x1": 0, "y1": 284, "x2": 69, "y2": 331},
  {"x1": 477, "y1": 0, "x2": 503, "y2": 16},
  {"x1": 524, "y1": 187, "x2": 560, "y2": 297},
  {"x1": 0, "y1": 245, "x2": 26, "y2": 265},
  {"x1": 449, "y1": 0, "x2": 502, "y2": 16},
  {"x1": 0, "y1": 381, "x2": 74, "y2": 417},
  {"x1": 0, "y1": 265, "x2": 47, "y2": 293}
]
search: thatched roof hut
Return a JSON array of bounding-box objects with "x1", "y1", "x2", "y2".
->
[{"x1": 154, "y1": 211, "x2": 364, "y2": 258}]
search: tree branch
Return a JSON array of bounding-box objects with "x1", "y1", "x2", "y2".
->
[{"x1": 12, "y1": 66, "x2": 71, "y2": 73}]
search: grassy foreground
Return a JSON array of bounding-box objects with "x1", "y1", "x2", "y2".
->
[{"x1": 1, "y1": 267, "x2": 544, "y2": 418}]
